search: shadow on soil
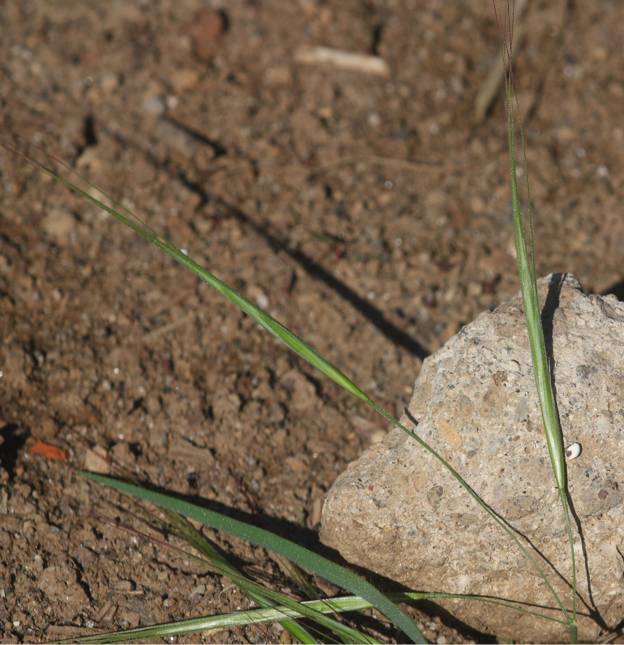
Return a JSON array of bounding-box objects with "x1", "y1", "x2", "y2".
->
[{"x1": 102, "y1": 121, "x2": 431, "y2": 362}]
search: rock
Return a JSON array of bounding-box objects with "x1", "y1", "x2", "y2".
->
[
  {"x1": 264, "y1": 65, "x2": 292, "y2": 88},
  {"x1": 321, "y1": 274, "x2": 624, "y2": 642},
  {"x1": 282, "y1": 370, "x2": 318, "y2": 412},
  {"x1": 142, "y1": 94, "x2": 166, "y2": 116},
  {"x1": 84, "y1": 446, "x2": 110, "y2": 474},
  {"x1": 170, "y1": 68, "x2": 200, "y2": 93}
]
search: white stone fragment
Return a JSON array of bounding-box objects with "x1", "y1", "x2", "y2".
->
[{"x1": 565, "y1": 442, "x2": 582, "y2": 460}]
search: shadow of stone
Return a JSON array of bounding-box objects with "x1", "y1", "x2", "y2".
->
[
  {"x1": 541, "y1": 273, "x2": 607, "y2": 631},
  {"x1": 601, "y1": 280, "x2": 624, "y2": 301}
]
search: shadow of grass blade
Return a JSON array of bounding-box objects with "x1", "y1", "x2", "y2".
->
[
  {"x1": 30, "y1": 152, "x2": 369, "y2": 404},
  {"x1": 272, "y1": 553, "x2": 327, "y2": 605},
  {"x1": 81, "y1": 472, "x2": 423, "y2": 643}
]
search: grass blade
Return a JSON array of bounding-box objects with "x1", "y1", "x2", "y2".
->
[
  {"x1": 506, "y1": 85, "x2": 577, "y2": 642},
  {"x1": 163, "y1": 509, "x2": 358, "y2": 644},
  {"x1": 497, "y1": 0, "x2": 578, "y2": 638},
  {"x1": 506, "y1": 96, "x2": 566, "y2": 492},
  {"x1": 80, "y1": 471, "x2": 421, "y2": 643},
  {"x1": 162, "y1": 510, "x2": 322, "y2": 644},
  {"x1": 59, "y1": 589, "x2": 570, "y2": 643}
]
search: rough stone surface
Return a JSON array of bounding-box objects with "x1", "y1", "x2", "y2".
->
[{"x1": 321, "y1": 274, "x2": 624, "y2": 642}]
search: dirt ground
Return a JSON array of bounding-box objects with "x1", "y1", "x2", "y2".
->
[{"x1": 1, "y1": 1, "x2": 623, "y2": 642}]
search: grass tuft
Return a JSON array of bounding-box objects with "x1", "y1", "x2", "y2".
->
[
  {"x1": 5, "y1": 5, "x2": 584, "y2": 637},
  {"x1": 497, "y1": 0, "x2": 578, "y2": 639}
]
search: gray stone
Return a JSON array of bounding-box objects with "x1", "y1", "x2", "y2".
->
[{"x1": 321, "y1": 274, "x2": 624, "y2": 642}]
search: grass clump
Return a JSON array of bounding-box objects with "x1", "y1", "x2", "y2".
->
[
  {"x1": 7, "y1": 2, "x2": 584, "y2": 642},
  {"x1": 498, "y1": 0, "x2": 577, "y2": 637},
  {"x1": 9, "y1": 133, "x2": 576, "y2": 641}
]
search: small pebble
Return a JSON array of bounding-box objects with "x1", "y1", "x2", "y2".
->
[
  {"x1": 565, "y1": 442, "x2": 582, "y2": 460},
  {"x1": 99, "y1": 72, "x2": 119, "y2": 93},
  {"x1": 142, "y1": 95, "x2": 166, "y2": 116},
  {"x1": 170, "y1": 68, "x2": 200, "y2": 93},
  {"x1": 84, "y1": 447, "x2": 110, "y2": 474}
]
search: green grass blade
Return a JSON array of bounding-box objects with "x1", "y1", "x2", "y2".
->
[
  {"x1": 164, "y1": 511, "x2": 359, "y2": 642},
  {"x1": 496, "y1": 0, "x2": 578, "y2": 634},
  {"x1": 506, "y1": 95, "x2": 566, "y2": 492},
  {"x1": 59, "y1": 589, "x2": 570, "y2": 643},
  {"x1": 517, "y1": 117, "x2": 577, "y2": 644},
  {"x1": 504, "y1": 71, "x2": 577, "y2": 641},
  {"x1": 80, "y1": 471, "x2": 420, "y2": 643},
  {"x1": 162, "y1": 511, "x2": 322, "y2": 644}
]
